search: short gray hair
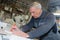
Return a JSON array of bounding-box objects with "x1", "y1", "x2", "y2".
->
[{"x1": 29, "y1": 2, "x2": 42, "y2": 9}]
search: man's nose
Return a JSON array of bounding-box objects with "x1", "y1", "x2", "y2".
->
[{"x1": 31, "y1": 13, "x2": 34, "y2": 16}]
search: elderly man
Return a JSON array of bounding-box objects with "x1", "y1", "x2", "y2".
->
[{"x1": 10, "y1": 2, "x2": 60, "y2": 40}]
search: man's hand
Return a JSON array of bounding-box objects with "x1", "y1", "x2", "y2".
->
[{"x1": 10, "y1": 24, "x2": 29, "y2": 38}]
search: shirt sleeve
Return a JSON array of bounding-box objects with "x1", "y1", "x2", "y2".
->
[
  {"x1": 27, "y1": 14, "x2": 56, "y2": 39},
  {"x1": 21, "y1": 17, "x2": 34, "y2": 32}
]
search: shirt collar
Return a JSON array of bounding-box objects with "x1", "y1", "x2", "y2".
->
[{"x1": 34, "y1": 10, "x2": 46, "y2": 20}]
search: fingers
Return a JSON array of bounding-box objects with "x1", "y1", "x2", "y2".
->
[{"x1": 10, "y1": 23, "x2": 17, "y2": 32}]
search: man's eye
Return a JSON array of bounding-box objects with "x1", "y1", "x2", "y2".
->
[{"x1": 32, "y1": 12, "x2": 35, "y2": 14}]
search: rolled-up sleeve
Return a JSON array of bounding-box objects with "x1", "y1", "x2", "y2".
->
[{"x1": 27, "y1": 14, "x2": 56, "y2": 39}]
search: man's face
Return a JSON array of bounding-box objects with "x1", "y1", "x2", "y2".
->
[{"x1": 29, "y1": 7, "x2": 42, "y2": 18}]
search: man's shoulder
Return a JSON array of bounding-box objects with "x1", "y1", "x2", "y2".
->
[
  {"x1": 41, "y1": 10, "x2": 52, "y2": 18},
  {"x1": 41, "y1": 10, "x2": 55, "y2": 21}
]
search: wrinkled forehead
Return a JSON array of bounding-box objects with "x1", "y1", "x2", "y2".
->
[
  {"x1": 29, "y1": 7, "x2": 37, "y2": 11},
  {"x1": 29, "y1": 7, "x2": 41, "y2": 12}
]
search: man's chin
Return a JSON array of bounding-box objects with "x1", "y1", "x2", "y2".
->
[{"x1": 33, "y1": 17, "x2": 38, "y2": 19}]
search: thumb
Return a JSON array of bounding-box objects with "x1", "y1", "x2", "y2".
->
[{"x1": 10, "y1": 23, "x2": 17, "y2": 31}]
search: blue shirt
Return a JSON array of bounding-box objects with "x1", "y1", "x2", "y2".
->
[{"x1": 21, "y1": 10, "x2": 56, "y2": 39}]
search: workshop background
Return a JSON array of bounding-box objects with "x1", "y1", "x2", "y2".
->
[{"x1": 0, "y1": 0, "x2": 60, "y2": 40}]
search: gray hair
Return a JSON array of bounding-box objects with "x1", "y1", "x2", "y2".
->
[{"x1": 29, "y1": 2, "x2": 42, "y2": 9}]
